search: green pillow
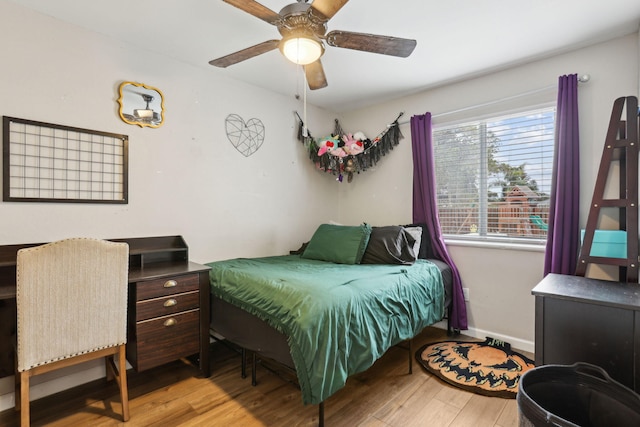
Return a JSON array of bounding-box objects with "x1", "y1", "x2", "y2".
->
[{"x1": 302, "y1": 223, "x2": 372, "y2": 264}]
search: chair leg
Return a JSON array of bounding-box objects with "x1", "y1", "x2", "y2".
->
[
  {"x1": 107, "y1": 345, "x2": 130, "y2": 421},
  {"x1": 105, "y1": 356, "x2": 114, "y2": 382},
  {"x1": 14, "y1": 360, "x2": 20, "y2": 411},
  {"x1": 19, "y1": 371, "x2": 30, "y2": 427},
  {"x1": 116, "y1": 345, "x2": 130, "y2": 421}
]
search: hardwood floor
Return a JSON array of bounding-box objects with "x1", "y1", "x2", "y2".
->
[{"x1": 0, "y1": 327, "x2": 529, "y2": 426}]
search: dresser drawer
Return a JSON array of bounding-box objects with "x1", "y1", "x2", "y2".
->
[
  {"x1": 133, "y1": 309, "x2": 200, "y2": 371},
  {"x1": 135, "y1": 291, "x2": 199, "y2": 321},
  {"x1": 135, "y1": 273, "x2": 199, "y2": 301}
]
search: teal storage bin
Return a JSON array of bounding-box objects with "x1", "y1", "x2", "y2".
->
[{"x1": 581, "y1": 230, "x2": 627, "y2": 258}]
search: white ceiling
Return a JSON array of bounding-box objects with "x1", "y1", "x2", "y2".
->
[{"x1": 9, "y1": 0, "x2": 640, "y2": 112}]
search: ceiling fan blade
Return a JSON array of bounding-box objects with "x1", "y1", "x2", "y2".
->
[
  {"x1": 209, "y1": 40, "x2": 280, "y2": 68},
  {"x1": 305, "y1": 60, "x2": 328, "y2": 90},
  {"x1": 222, "y1": 0, "x2": 280, "y2": 25},
  {"x1": 309, "y1": 0, "x2": 349, "y2": 21},
  {"x1": 326, "y1": 30, "x2": 417, "y2": 57}
]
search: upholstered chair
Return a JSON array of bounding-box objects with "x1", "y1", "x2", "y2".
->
[{"x1": 15, "y1": 238, "x2": 130, "y2": 426}]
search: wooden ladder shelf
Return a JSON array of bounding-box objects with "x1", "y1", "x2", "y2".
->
[{"x1": 576, "y1": 96, "x2": 639, "y2": 282}]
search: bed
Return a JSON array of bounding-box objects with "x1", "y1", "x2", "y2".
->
[{"x1": 207, "y1": 223, "x2": 453, "y2": 424}]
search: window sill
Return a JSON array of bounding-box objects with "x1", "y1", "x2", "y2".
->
[{"x1": 444, "y1": 237, "x2": 546, "y2": 253}]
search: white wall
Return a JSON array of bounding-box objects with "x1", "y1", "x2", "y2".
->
[
  {"x1": 337, "y1": 34, "x2": 640, "y2": 350},
  {"x1": 0, "y1": 0, "x2": 339, "y2": 411}
]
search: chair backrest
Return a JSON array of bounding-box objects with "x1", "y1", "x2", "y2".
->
[{"x1": 16, "y1": 238, "x2": 129, "y2": 372}]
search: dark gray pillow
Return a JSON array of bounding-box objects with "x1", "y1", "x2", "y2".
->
[
  {"x1": 403, "y1": 223, "x2": 434, "y2": 259},
  {"x1": 361, "y1": 226, "x2": 417, "y2": 265}
]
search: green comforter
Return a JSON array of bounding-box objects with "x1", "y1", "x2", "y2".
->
[{"x1": 207, "y1": 255, "x2": 444, "y2": 405}]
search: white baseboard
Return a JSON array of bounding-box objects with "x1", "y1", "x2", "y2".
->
[{"x1": 431, "y1": 321, "x2": 535, "y2": 354}]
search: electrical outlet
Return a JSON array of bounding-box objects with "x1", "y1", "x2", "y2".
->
[{"x1": 463, "y1": 287, "x2": 470, "y2": 301}]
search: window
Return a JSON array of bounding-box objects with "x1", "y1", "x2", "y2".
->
[{"x1": 433, "y1": 106, "x2": 555, "y2": 242}]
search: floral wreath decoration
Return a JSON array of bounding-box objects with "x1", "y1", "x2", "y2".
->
[{"x1": 296, "y1": 112, "x2": 404, "y2": 183}]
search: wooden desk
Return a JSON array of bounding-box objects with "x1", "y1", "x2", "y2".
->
[
  {"x1": 0, "y1": 236, "x2": 211, "y2": 379},
  {"x1": 532, "y1": 273, "x2": 640, "y2": 391}
]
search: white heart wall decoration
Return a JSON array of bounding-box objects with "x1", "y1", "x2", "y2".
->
[{"x1": 225, "y1": 114, "x2": 265, "y2": 157}]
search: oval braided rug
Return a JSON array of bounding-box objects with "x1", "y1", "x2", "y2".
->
[{"x1": 416, "y1": 337, "x2": 535, "y2": 398}]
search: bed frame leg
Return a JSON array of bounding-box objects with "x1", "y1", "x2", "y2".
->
[
  {"x1": 447, "y1": 307, "x2": 455, "y2": 337},
  {"x1": 408, "y1": 338, "x2": 413, "y2": 374},
  {"x1": 318, "y1": 401, "x2": 324, "y2": 427},
  {"x1": 241, "y1": 348, "x2": 247, "y2": 379},
  {"x1": 447, "y1": 306, "x2": 461, "y2": 336},
  {"x1": 251, "y1": 352, "x2": 257, "y2": 386}
]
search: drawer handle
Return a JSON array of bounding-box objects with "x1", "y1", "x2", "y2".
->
[
  {"x1": 163, "y1": 280, "x2": 177, "y2": 288},
  {"x1": 164, "y1": 318, "x2": 177, "y2": 327},
  {"x1": 163, "y1": 298, "x2": 177, "y2": 308}
]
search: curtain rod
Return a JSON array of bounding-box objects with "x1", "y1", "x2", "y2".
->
[{"x1": 396, "y1": 74, "x2": 590, "y2": 126}]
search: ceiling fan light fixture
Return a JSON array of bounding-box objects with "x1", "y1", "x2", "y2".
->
[
  {"x1": 134, "y1": 109, "x2": 154, "y2": 119},
  {"x1": 280, "y1": 34, "x2": 324, "y2": 65}
]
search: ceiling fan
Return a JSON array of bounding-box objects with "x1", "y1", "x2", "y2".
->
[{"x1": 209, "y1": 0, "x2": 417, "y2": 90}]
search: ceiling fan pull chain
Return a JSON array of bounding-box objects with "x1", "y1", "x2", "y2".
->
[
  {"x1": 295, "y1": 63, "x2": 301, "y2": 99},
  {"x1": 303, "y1": 66, "x2": 309, "y2": 137}
]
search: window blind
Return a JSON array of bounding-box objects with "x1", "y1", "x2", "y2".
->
[{"x1": 433, "y1": 106, "x2": 555, "y2": 242}]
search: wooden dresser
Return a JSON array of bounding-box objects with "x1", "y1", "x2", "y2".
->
[
  {"x1": 0, "y1": 235, "x2": 211, "y2": 378},
  {"x1": 532, "y1": 273, "x2": 640, "y2": 391}
]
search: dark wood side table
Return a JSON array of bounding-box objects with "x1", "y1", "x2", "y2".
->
[
  {"x1": 0, "y1": 235, "x2": 211, "y2": 379},
  {"x1": 532, "y1": 273, "x2": 640, "y2": 391}
]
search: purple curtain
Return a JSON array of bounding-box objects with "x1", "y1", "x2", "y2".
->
[
  {"x1": 544, "y1": 74, "x2": 580, "y2": 275},
  {"x1": 411, "y1": 113, "x2": 468, "y2": 330}
]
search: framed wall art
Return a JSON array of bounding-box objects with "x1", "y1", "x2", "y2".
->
[{"x1": 3, "y1": 116, "x2": 128, "y2": 203}]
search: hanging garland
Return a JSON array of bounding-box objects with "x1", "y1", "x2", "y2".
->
[{"x1": 296, "y1": 112, "x2": 404, "y2": 183}]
